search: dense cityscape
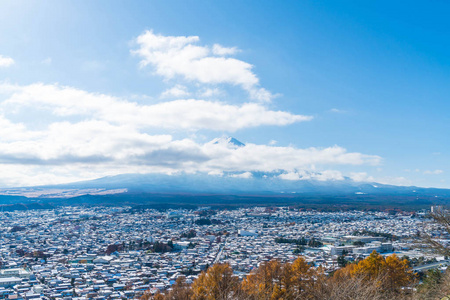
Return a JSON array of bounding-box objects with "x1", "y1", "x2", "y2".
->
[{"x1": 0, "y1": 206, "x2": 446, "y2": 299}]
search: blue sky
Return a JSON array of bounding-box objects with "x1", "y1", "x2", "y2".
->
[{"x1": 0, "y1": 0, "x2": 448, "y2": 187}]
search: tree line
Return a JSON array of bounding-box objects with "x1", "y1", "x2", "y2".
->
[
  {"x1": 139, "y1": 250, "x2": 450, "y2": 300},
  {"x1": 274, "y1": 237, "x2": 323, "y2": 247}
]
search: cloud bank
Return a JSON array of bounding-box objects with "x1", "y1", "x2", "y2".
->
[
  {"x1": 0, "y1": 81, "x2": 380, "y2": 186},
  {"x1": 0, "y1": 30, "x2": 384, "y2": 187},
  {"x1": 0, "y1": 55, "x2": 14, "y2": 68},
  {"x1": 0, "y1": 82, "x2": 311, "y2": 132},
  {"x1": 133, "y1": 30, "x2": 274, "y2": 102}
]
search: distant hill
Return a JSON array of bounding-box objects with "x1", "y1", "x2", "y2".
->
[
  {"x1": 0, "y1": 171, "x2": 449, "y2": 202},
  {"x1": 34, "y1": 172, "x2": 450, "y2": 196}
]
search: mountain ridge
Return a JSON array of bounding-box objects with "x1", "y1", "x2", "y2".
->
[
  {"x1": 1, "y1": 137, "x2": 448, "y2": 201},
  {"x1": 1, "y1": 171, "x2": 449, "y2": 199}
]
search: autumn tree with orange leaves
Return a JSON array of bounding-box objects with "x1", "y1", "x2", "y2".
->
[
  {"x1": 330, "y1": 250, "x2": 415, "y2": 298},
  {"x1": 190, "y1": 263, "x2": 241, "y2": 300},
  {"x1": 241, "y1": 257, "x2": 323, "y2": 299},
  {"x1": 143, "y1": 252, "x2": 416, "y2": 300},
  {"x1": 353, "y1": 251, "x2": 414, "y2": 292}
]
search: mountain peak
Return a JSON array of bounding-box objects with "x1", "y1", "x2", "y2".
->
[{"x1": 211, "y1": 136, "x2": 245, "y2": 148}]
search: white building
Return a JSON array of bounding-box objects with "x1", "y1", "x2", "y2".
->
[
  {"x1": 238, "y1": 230, "x2": 258, "y2": 237},
  {"x1": 0, "y1": 277, "x2": 21, "y2": 287},
  {"x1": 330, "y1": 246, "x2": 355, "y2": 256},
  {"x1": 0, "y1": 268, "x2": 31, "y2": 279}
]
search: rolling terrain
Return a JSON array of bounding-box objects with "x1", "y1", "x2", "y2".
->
[{"x1": 0, "y1": 171, "x2": 449, "y2": 211}]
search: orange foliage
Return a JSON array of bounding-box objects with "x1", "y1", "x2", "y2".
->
[
  {"x1": 143, "y1": 253, "x2": 414, "y2": 300},
  {"x1": 242, "y1": 257, "x2": 321, "y2": 299},
  {"x1": 163, "y1": 276, "x2": 192, "y2": 300},
  {"x1": 152, "y1": 294, "x2": 165, "y2": 300},
  {"x1": 350, "y1": 251, "x2": 415, "y2": 293},
  {"x1": 191, "y1": 263, "x2": 240, "y2": 300}
]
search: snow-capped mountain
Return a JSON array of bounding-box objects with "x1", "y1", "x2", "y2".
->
[
  {"x1": 0, "y1": 137, "x2": 449, "y2": 201},
  {"x1": 211, "y1": 136, "x2": 246, "y2": 148},
  {"x1": 1, "y1": 170, "x2": 449, "y2": 199}
]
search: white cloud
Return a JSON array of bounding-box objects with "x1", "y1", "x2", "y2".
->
[
  {"x1": 278, "y1": 170, "x2": 344, "y2": 181},
  {"x1": 315, "y1": 170, "x2": 345, "y2": 181},
  {"x1": 0, "y1": 115, "x2": 37, "y2": 141},
  {"x1": 0, "y1": 30, "x2": 387, "y2": 187},
  {"x1": 0, "y1": 120, "x2": 174, "y2": 164},
  {"x1": 161, "y1": 84, "x2": 190, "y2": 98},
  {"x1": 350, "y1": 172, "x2": 375, "y2": 182},
  {"x1": 133, "y1": 30, "x2": 274, "y2": 102},
  {"x1": 375, "y1": 176, "x2": 412, "y2": 186},
  {"x1": 279, "y1": 172, "x2": 302, "y2": 180},
  {"x1": 212, "y1": 44, "x2": 239, "y2": 56},
  {"x1": 207, "y1": 170, "x2": 224, "y2": 176},
  {"x1": 198, "y1": 88, "x2": 222, "y2": 98},
  {"x1": 0, "y1": 79, "x2": 384, "y2": 187},
  {"x1": 0, "y1": 113, "x2": 381, "y2": 186},
  {"x1": 0, "y1": 136, "x2": 380, "y2": 186},
  {"x1": 350, "y1": 173, "x2": 416, "y2": 186},
  {"x1": 0, "y1": 55, "x2": 14, "y2": 67},
  {"x1": 329, "y1": 108, "x2": 346, "y2": 113},
  {"x1": 0, "y1": 82, "x2": 311, "y2": 132},
  {"x1": 229, "y1": 172, "x2": 253, "y2": 179},
  {"x1": 424, "y1": 169, "x2": 444, "y2": 175},
  {"x1": 200, "y1": 142, "x2": 381, "y2": 173}
]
